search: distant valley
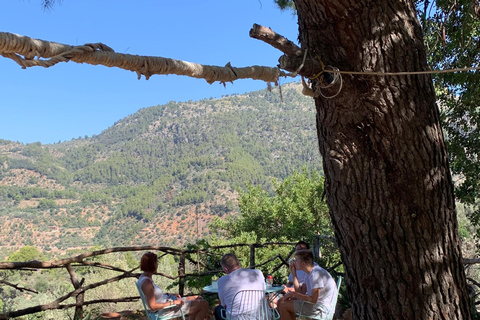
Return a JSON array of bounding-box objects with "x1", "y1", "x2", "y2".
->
[{"x1": 0, "y1": 82, "x2": 323, "y2": 258}]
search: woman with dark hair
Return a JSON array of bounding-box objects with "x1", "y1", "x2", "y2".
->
[{"x1": 138, "y1": 252, "x2": 209, "y2": 320}]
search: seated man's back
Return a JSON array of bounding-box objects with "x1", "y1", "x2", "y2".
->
[
  {"x1": 217, "y1": 253, "x2": 266, "y2": 318},
  {"x1": 218, "y1": 268, "x2": 266, "y2": 315}
]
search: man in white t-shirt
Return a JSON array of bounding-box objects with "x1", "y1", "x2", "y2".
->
[
  {"x1": 283, "y1": 241, "x2": 319, "y2": 294},
  {"x1": 278, "y1": 250, "x2": 337, "y2": 320},
  {"x1": 214, "y1": 253, "x2": 266, "y2": 320}
]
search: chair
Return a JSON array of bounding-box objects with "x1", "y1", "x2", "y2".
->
[
  {"x1": 297, "y1": 276, "x2": 342, "y2": 320},
  {"x1": 220, "y1": 289, "x2": 280, "y2": 320},
  {"x1": 135, "y1": 281, "x2": 185, "y2": 320}
]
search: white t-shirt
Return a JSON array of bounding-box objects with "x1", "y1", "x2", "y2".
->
[
  {"x1": 305, "y1": 265, "x2": 337, "y2": 312},
  {"x1": 217, "y1": 268, "x2": 265, "y2": 314},
  {"x1": 288, "y1": 262, "x2": 319, "y2": 285}
]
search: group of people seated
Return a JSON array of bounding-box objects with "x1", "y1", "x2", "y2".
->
[{"x1": 138, "y1": 241, "x2": 337, "y2": 319}]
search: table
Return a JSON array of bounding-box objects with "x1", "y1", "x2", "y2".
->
[{"x1": 203, "y1": 285, "x2": 284, "y2": 294}]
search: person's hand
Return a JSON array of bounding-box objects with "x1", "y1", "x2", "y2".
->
[
  {"x1": 289, "y1": 261, "x2": 297, "y2": 275},
  {"x1": 282, "y1": 285, "x2": 295, "y2": 293},
  {"x1": 173, "y1": 299, "x2": 185, "y2": 306},
  {"x1": 284, "y1": 292, "x2": 294, "y2": 301},
  {"x1": 173, "y1": 294, "x2": 181, "y2": 299}
]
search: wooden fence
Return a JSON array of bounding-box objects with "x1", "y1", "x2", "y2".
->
[
  {"x1": 3, "y1": 242, "x2": 478, "y2": 319},
  {"x1": 1, "y1": 242, "x2": 336, "y2": 319}
]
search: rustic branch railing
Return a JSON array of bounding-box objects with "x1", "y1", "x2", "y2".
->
[
  {"x1": 1, "y1": 242, "x2": 478, "y2": 319},
  {"x1": 1, "y1": 242, "x2": 322, "y2": 319}
]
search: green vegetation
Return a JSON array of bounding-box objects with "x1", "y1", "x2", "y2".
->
[
  {"x1": 419, "y1": 0, "x2": 480, "y2": 226},
  {"x1": 7, "y1": 246, "x2": 46, "y2": 262},
  {"x1": 212, "y1": 168, "x2": 331, "y2": 239},
  {"x1": 0, "y1": 83, "x2": 322, "y2": 249},
  {"x1": 209, "y1": 168, "x2": 340, "y2": 278}
]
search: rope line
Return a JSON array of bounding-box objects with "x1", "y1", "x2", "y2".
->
[
  {"x1": 317, "y1": 66, "x2": 343, "y2": 99},
  {"x1": 301, "y1": 66, "x2": 343, "y2": 99},
  {"x1": 308, "y1": 55, "x2": 325, "y2": 80},
  {"x1": 331, "y1": 66, "x2": 480, "y2": 76}
]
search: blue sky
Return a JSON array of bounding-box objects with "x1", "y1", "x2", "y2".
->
[{"x1": 0, "y1": 0, "x2": 300, "y2": 144}]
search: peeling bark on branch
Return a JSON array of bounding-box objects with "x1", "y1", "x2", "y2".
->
[
  {"x1": 249, "y1": 24, "x2": 329, "y2": 80},
  {"x1": 2, "y1": 273, "x2": 137, "y2": 319},
  {"x1": 1, "y1": 297, "x2": 139, "y2": 319},
  {"x1": 278, "y1": 54, "x2": 327, "y2": 78},
  {"x1": 0, "y1": 32, "x2": 286, "y2": 84},
  {"x1": 0, "y1": 246, "x2": 182, "y2": 269},
  {"x1": 249, "y1": 24, "x2": 302, "y2": 57}
]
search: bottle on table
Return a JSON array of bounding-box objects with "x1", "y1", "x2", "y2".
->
[{"x1": 266, "y1": 275, "x2": 273, "y2": 288}]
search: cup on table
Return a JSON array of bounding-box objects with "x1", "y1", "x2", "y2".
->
[
  {"x1": 266, "y1": 275, "x2": 273, "y2": 288},
  {"x1": 211, "y1": 280, "x2": 218, "y2": 289}
]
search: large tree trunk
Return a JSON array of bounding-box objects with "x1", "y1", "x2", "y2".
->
[{"x1": 293, "y1": 0, "x2": 471, "y2": 319}]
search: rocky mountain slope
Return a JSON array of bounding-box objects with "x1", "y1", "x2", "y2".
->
[{"x1": 0, "y1": 82, "x2": 322, "y2": 258}]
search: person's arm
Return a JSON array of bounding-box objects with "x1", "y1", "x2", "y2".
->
[
  {"x1": 217, "y1": 280, "x2": 225, "y2": 307},
  {"x1": 142, "y1": 281, "x2": 184, "y2": 311},
  {"x1": 284, "y1": 287, "x2": 320, "y2": 304},
  {"x1": 282, "y1": 271, "x2": 295, "y2": 293},
  {"x1": 289, "y1": 262, "x2": 302, "y2": 293},
  {"x1": 298, "y1": 282, "x2": 307, "y2": 294},
  {"x1": 282, "y1": 281, "x2": 295, "y2": 293}
]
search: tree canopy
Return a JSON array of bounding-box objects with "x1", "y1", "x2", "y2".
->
[
  {"x1": 210, "y1": 168, "x2": 340, "y2": 268},
  {"x1": 419, "y1": 0, "x2": 480, "y2": 222}
]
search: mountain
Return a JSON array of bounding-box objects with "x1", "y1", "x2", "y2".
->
[{"x1": 0, "y1": 82, "x2": 322, "y2": 258}]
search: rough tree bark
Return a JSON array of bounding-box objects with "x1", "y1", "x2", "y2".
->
[{"x1": 289, "y1": 0, "x2": 471, "y2": 319}]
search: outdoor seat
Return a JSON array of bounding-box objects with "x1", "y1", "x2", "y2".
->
[
  {"x1": 220, "y1": 289, "x2": 280, "y2": 320},
  {"x1": 135, "y1": 281, "x2": 185, "y2": 320},
  {"x1": 297, "y1": 276, "x2": 342, "y2": 320}
]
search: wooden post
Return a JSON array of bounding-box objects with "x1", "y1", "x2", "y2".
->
[
  {"x1": 66, "y1": 263, "x2": 84, "y2": 320},
  {"x1": 249, "y1": 245, "x2": 255, "y2": 269},
  {"x1": 178, "y1": 253, "x2": 186, "y2": 296},
  {"x1": 313, "y1": 235, "x2": 322, "y2": 260}
]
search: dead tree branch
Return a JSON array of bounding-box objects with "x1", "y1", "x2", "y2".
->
[
  {"x1": 249, "y1": 24, "x2": 302, "y2": 56},
  {"x1": 0, "y1": 32, "x2": 287, "y2": 84},
  {"x1": 0, "y1": 279, "x2": 38, "y2": 294}
]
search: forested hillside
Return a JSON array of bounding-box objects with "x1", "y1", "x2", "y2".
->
[{"x1": 0, "y1": 82, "x2": 322, "y2": 258}]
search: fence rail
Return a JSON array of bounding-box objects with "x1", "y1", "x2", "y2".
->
[
  {"x1": 1, "y1": 242, "x2": 479, "y2": 319},
  {"x1": 1, "y1": 242, "x2": 324, "y2": 319}
]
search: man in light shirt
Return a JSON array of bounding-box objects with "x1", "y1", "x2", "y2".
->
[
  {"x1": 283, "y1": 241, "x2": 319, "y2": 294},
  {"x1": 278, "y1": 250, "x2": 337, "y2": 320},
  {"x1": 214, "y1": 253, "x2": 265, "y2": 320}
]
